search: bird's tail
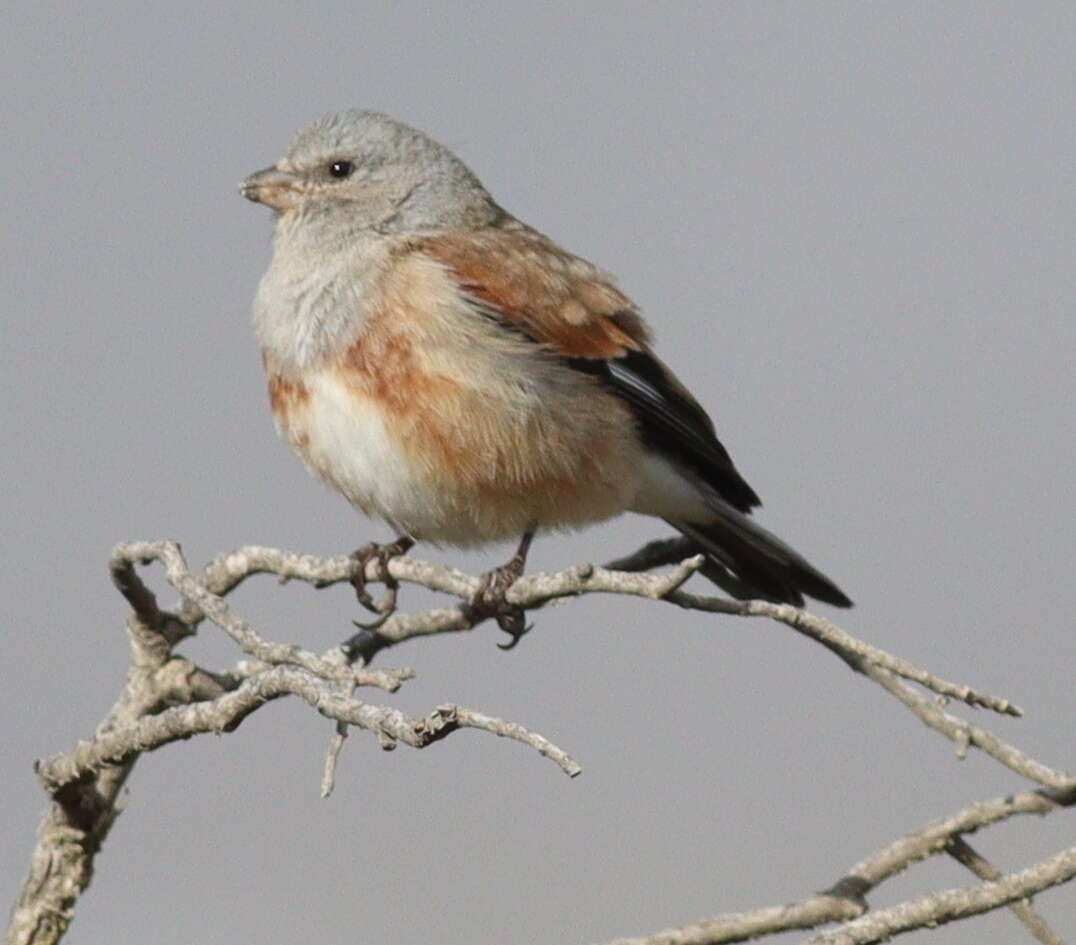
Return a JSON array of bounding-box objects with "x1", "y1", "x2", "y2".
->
[{"x1": 671, "y1": 508, "x2": 852, "y2": 609}]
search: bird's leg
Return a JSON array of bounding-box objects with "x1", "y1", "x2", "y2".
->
[
  {"x1": 349, "y1": 536, "x2": 415, "y2": 629},
  {"x1": 469, "y1": 530, "x2": 536, "y2": 649}
]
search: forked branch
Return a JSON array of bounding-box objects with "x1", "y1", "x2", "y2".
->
[{"x1": 5, "y1": 539, "x2": 1073, "y2": 945}]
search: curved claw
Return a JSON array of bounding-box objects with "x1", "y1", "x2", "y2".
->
[
  {"x1": 354, "y1": 590, "x2": 383, "y2": 616},
  {"x1": 495, "y1": 620, "x2": 533, "y2": 650},
  {"x1": 469, "y1": 531, "x2": 536, "y2": 649},
  {"x1": 352, "y1": 610, "x2": 392, "y2": 632},
  {"x1": 351, "y1": 554, "x2": 386, "y2": 615},
  {"x1": 350, "y1": 537, "x2": 413, "y2": 621}
]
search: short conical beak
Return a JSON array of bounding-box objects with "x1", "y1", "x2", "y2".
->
[{"x1": 240, "y1": 166, "x2": 302, "y2": 211}]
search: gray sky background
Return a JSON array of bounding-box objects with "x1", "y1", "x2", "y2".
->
[{"x1": 2, "y1": 4, "x2": 1073, "y2": 944}]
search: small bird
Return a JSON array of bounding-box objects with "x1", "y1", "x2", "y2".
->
[{"x1": 241, "y1": 108, "x2": 851, "y2": 631}]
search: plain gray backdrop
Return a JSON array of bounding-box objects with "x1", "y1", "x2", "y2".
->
[{"x1": 2, "y1": 3, "x2": 1073, "y2": 944}]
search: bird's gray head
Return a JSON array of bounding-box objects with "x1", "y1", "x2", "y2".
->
[{"x1": 240, "y1": 109, "x2": 501, "y2": 234}]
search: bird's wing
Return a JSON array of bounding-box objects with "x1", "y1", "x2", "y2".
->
[{"x1": 417, "y1": 228, "x2": 761, "y2": 513}]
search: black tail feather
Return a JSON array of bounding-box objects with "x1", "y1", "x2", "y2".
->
[{"x1": 673, "y1": 512, "x2": 852, "y2": 609}]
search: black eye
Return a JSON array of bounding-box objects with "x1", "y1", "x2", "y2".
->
[{"x1": 328, "y1": 160, "x2": 354, "y2": 179}]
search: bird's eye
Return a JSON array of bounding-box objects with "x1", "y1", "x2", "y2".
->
[{"x1": 328, "y1": 160, "x2": 354, "y2": 179}]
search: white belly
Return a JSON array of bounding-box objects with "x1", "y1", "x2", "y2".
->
[
  {"x1": 290, "y1": 371, "x2": 452, "y2": 539},
  {"x1": 276, "y1": 364, "x2": 643, "y2": 547}
]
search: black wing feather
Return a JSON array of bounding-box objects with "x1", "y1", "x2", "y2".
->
[{"x1": 570, "y1": 349, "x2": 761, "y2": 513}]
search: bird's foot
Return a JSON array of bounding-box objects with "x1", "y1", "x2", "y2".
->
[
  {"x1": 470, "y1": 560, "x2": 531, "y2": 648},
  {"x1": 467, "y1": 531, "x2": 535, "y2": 649},
  {"x1": 350, "y1": 536, "x2": 414, "y2": 630}
]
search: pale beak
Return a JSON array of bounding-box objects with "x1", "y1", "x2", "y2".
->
[{"x1": 240, "y1": 166, "x2": 302, "y2": 211}]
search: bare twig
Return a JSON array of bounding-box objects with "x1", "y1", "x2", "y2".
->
[
  {"x1": 142, "y1": 542, "x2": 1059, "y2": 790},
  {"x1": 180, "y1": 543, "x2": 1022, "y2": 717},
  {"x1": 453, "y1": 707, "x2": 582, "y2": 777},
  {"x1": 945, "y1": 836, "x2": 1067, "y2": 945},
  {"x1": 110, "y1": 542, "x2": 362, "y2": 684},
  {"x1": 843, "y1": 783, "x2": 1076, "y2": 887},
  {"x1": 863, "y1": 665, "x2": 1070, "y2": 789},
  {"x1": 596, "y1": 783, "x2": 1076, "y2": 945},
  {"x1": 7, "y1": 538, "x2": 1073, "y2": 945},
  {"x1": 321, "y1": 723, "x2": 350, "y2": 799},
  {"x1": 34, "y1": 666, "x2": 579, "y2": 789},
  {"x1": 600, "y1": 896, "x2": 866, "y2": 945},
  {"x1": 801, "y1": 845, "x2": 1076, "y2": 945},
  {"x1": 6, "y1": 542, "x2": 585, "y2": 945},
  {"x1": 158, "y1": 542, "x2": 1076, "y2": 792}
]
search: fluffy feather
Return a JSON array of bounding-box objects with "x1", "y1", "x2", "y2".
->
[{"x1": 243, "y1": 108, "x2": 852, "y2": 607}]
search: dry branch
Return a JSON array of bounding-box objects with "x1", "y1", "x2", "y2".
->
[
  {"x1": 6, "y1": 539, "x2": 1073, "y2": 945},
  {"x1": 184, "y1": 543, "x2": 1023, "y2": 718},
  {"x1": 802, "y1": 845, "x2": 1076, "y2": 945},
  {"x1": 945, "y1": 836, "x2": 1067, "y2": 945},
  {"x1": 172, "y1": 542, "x2": 1050, "y2": 785},
  {"x1": 598, "y1": 783, "x2": 1076, "y2": 945}
]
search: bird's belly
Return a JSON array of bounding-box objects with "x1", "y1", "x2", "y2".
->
[
  {"x1": 278, "y1": 370, "x2": 450, "y2": 539},
  {"x1": 273, "y1": 367, "x2": 640, "y2": 545}
]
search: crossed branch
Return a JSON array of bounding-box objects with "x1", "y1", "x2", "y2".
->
[{"x1": 5, "y1": 539, "x2": 1074, "y2": 945}]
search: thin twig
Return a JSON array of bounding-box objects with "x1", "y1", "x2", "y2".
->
[
  {"x1": 945, "y1": 836, "x2": 1067, "y2": 945},
  {"x1": 171, "y1": 542, "x2": 1023, "y2": 718},
  {"x1": 8, "y1": 538, "x2": 1073, "y2": 945},
  {"x1": 321, "y1": 723, "x2": 350, "y2": 799},
  {"x1": 800, "y1": 845, "x2": 1076, "y2": 945},
  {"x1": 35, "y1": 665, "x2": 580, "y2": 791},
  {"x1": 125, "y1": 542, "x2": 1058, "y2": 790},
  {"x1": 863, "y1": 665, "x2": 1070, "y2": 790},
  {"x1": 595, "y1": 782, "x2": 1075, "y2": 945}
]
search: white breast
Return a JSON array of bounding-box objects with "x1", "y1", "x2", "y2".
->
[{"x1": 290, "y1": 370, "x2": 453, "y2": 540}]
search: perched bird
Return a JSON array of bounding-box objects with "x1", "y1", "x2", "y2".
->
[{"x1": 241, "y1": 108, "x2": 851, "y2": 631}]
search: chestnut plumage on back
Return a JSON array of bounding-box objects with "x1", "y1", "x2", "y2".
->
[{"x1": 241, "y1": 108, "x2": 851, "y2": 609}]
